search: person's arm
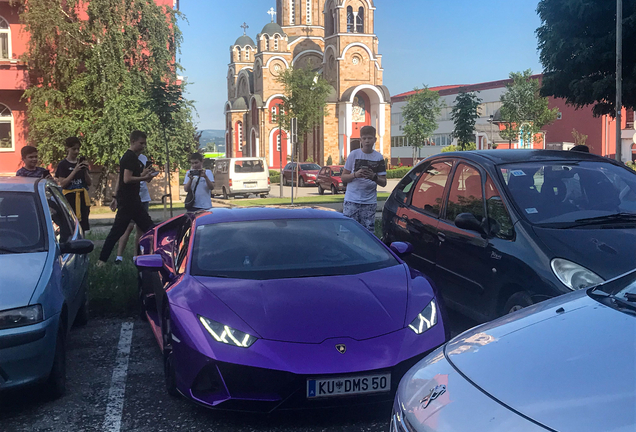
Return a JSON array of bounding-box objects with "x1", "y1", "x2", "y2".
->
[
  {"x1": 342, "y1": 168, "x2": 374, "y2": 184},
  {"x1": 203, "y1": 170, "x2": 215, "y2": 190},
  {"x1": 57, "y1": 162, "x2": 82, "y2": 189},
  {"x1": 110, "y1": 175, "x2": 120, "y2": 211},
  {"x1": 84, "y1": 165, "x2": 92, "y2": 187},
  {"x1": 373, "y1": 173, "x2": 387, "y2": 188},
  {"x1": 123, "y1": 167, "x2": 153, "y2": 184},
  {"x1": 184, "y1": 171, "x2": 193, "y2": 193}
]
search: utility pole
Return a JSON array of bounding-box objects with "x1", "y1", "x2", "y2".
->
[
  {"x1": 616, "y1": 0, "x2": 623, "y2": 162},
  {"x1": 278, "y1": 104, "x2": 283, "y2": 198}
]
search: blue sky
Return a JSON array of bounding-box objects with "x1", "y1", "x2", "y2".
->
[{"x1": 178, "y1": 0, "x2": 543, "y2": 130}]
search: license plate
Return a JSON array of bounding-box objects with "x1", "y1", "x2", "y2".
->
[
  {"x1": 307, "y1": 373, "x2": 391, "y2": 399},
  {"x1": 244, "y1": 182, "x2": 257, "y2": 188}
]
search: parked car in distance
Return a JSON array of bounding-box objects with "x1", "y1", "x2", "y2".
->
[
  {"x1": 317, "y1": 165, "x2": 346, "y2": 195},
  {"x1": 211, "y1": 157, "x2": 270, "y2": 199},
  {"x1": 392, "y1": 270, "x2": 636, "y2": 432},
  {"x1": 135, "y1": 208, "x2": 447, "y2": 412},
  {"x1": 282, "y1": 162, "x2": 321, "y2": 187},
  {"x1": 0, "y1": 177, "x2": 94, "y2": 398},
  {"x1": 383, "y1": 150, "x2": 636, "y2": 322}
]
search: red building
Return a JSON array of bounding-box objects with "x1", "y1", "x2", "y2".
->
[{"x1": 0, "y1": 0, "x2": 178, "y2": 176}]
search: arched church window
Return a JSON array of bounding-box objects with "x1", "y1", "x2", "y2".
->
[
  {"x1": 264, "y1": 35, "x2": 270, "y2": 51},
  {"x1": 306, "y1": 0, "x2": 312, "y2": 25},
  {"x1": 346, "y1": 6, "x2": 354, "y2": 33},
  {"x1": 277, "y1": 131, "x2": 282, "y2": 151},
  {"x1": 245, "y1": 48, "x2": 250, "y2": 61},
  {"x1": 271, "y1": 105, "x2": 277, "y2": 122},
  {"x1": 356, "y1": 7, "x2": 364, "y2": 33},
  {"x1": 237, "y1": 122, "x2": 243, "y2": 152},
  {"x1": 0, "y1": 103, "x2": 13, "y2": 150},
  {"x1": 274, "y1": 36, "x2": 279, "y2": 51},
  {"x1": 290, "y1": 0, "x2": 295, "y2": 25},
  {"x1": 0, "y1": 17, "x2": 10, "y2": 60}
]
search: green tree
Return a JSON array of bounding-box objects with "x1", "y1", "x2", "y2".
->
[
  {"x1": 572, "y1": 129, "x2": 588, "y2": 147},
  {"x1": 19, "y1": 0, "x2": 196, "y2": 201},
  {"x1": 441, "y1": 142, "x2": 477, "y2": 153},
  {"x1": 451, "y1": 91, "x2": 482, "y2": 150},
  {"x1": 276, "y1": 64, "x2": 332, "y2": 156},
  {"x1": 499, "y1": 70, "x2": 559, "y2": 147},
  {"x1": 537, "y1": 0, "x2": 636, "y2": 116},
  {"x1": 402, "y1": 86, "x2": 442, "y2": 163}
]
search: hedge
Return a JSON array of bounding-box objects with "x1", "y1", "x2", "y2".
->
[{"x1": 386, "y1": 167, "x2": 412, "y2": 179}]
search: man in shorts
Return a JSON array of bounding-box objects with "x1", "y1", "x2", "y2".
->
[{"x1": 341, "y1": 126, "x2": 387, "y2": 232}]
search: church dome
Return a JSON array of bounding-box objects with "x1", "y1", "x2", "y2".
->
[
  {"x1": 234, "y1": 35, "x2": 256, "y2": 48},
  {"x1": 260, "y1": 22, "x2": 285, "y2": 37}
]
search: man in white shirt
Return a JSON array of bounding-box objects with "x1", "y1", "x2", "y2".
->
[
  {"x1": 184, "y1": 153, "x2": 215, "y2": 211},
  {"x1": 341, "y1": 126, "x2": 387, "y2": 232}
]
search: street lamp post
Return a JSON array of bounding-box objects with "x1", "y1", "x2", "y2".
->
[{"x1": 617, "y1": 0, "x2": 623, "y2": 162}]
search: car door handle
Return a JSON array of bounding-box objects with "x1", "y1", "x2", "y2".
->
[{"x1": 437, "y1": 232, "x2": 446, "y2": 242}]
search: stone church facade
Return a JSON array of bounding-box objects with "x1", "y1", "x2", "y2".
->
[{"x1": 224, "y1": 0, "x2": 391, "y2": 169}]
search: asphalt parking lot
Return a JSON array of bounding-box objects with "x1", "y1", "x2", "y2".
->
[{"x1": 0, "y1": 312, "x2": 476, "y2": 432}]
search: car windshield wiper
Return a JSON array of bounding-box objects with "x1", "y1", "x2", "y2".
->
[
  {"x1": 574, "y1": 213, "x2": 636, "y2": 225},
  {"x1": 588, "y1": 289, "x2": 636, "y2": 314}
]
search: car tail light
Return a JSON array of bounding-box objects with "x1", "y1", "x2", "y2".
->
[
  {"x1": 268, "y1": 178, "x2": 271, "y2": 185},
  {"x1": 229, "y1": 179, "x2": 233, "y2": 187}
]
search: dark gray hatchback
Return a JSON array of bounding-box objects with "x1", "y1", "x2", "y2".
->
[{"x1": 382, "y1": 150, "x2": 636, "y2": 322}]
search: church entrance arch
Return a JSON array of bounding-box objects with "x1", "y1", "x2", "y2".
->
[
  {"x1": 351, "y1": 91, "x2": 371, "y2": 139},
  {"x1": 270, "y1": 128, "x2": 288, "y2": 169}
]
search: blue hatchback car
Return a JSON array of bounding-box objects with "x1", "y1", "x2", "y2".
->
[{"x1": 0, "y1": 177, "x2": 93, "y2": 398}]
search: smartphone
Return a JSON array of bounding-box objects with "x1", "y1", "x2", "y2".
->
[
  {"x1": 145, "y1": 160, "x2": 153, "y2": 169},
  {"x1": 78, "y1": 156, "x2": 87, "y2": 163},
  {"x1": 190, "y1": 169, "x2": 201, "y2": 177},
  {"x1": 150, "y1": 171, "x2": 160, "y2": 177}
]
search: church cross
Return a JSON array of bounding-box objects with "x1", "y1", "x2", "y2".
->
[
  {"x1": 302, "y1": 26, "x2": 311, "y2": 36},
  {"x1": 241, "y1": 22, "x2": 249, "y2": 35},
  {"x1": 267, "y1": 7, "x2": 276, "y2": 22}
]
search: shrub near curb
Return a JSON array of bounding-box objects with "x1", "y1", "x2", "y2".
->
[{"x1": 386, "y1": 167, "x2": 412, "y2": 179}]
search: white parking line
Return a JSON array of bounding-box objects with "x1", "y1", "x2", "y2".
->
[{"x1": 102, "y1": 322, "x2": 134, "y2": 432}]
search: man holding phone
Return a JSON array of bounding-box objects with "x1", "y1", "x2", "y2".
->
[
  {"x1": 98, "y1": 131, "x2": 155, "y2": 265},
  {"x1": 341, "y1": 126, "x2": 387, "y2": 232},
  {"x1": 56, "y1": 137, "x2": 92, "y2": 231},
  {"x1": 184, "y1": 153, "x2": 215, "y2": 211}
]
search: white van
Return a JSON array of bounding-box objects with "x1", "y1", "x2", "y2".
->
[{"x1": 211, "y1": 158, "x2": 270, "y2": 199}]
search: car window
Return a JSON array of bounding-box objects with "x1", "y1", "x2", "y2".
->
[
  {"x1": 500, "y1": 161, "x2": 636, "y2": 225},
  {"x1": 485, "y1": 177, "x2": 514, "y2": 240},
  {"x1": 191, "y1": 218, "x2": 398, "y2": 280},
  {"x1": 234, "y1": 159, "x2": 264, "y2": 173},
  {"x1": 411, "y1": 161, "x2": 454, "y2": 217},
  {"x1": 0, "y1": 192, "x2": 45, "y2": 252},
  {"x1": 301, "y1": 164, "x2": 320, "y2": 171},
  {"x1": 444, "y1": 164, "x2": 485, "y2": 224},
  {"x1": 45, "y1": 187, "x2": 74, "y2": 244},
  {"x1": 332, "y1": 167, "x2": 343, "y2": 176}
]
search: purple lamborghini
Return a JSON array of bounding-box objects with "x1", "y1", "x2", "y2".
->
[{"x1": 135, "y1": 207, "x2": 447, "y2": 412}]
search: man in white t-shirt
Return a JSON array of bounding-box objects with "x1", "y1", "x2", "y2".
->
[
  {"x1": 184, "y1": 153, "x2": 215, "y2": 211},
  {"x1": 341, "y1": 126, "x2": 387, "y2": 232}
]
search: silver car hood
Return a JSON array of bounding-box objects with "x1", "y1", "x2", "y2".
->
[
  {"x1": 0, "y1": 252, "x2": 48, "y2": 310},
  {"x1": 446, "y1": 290, "x2": 636, "y2": 432}
]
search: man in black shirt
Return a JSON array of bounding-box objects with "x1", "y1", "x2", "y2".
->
[
  {"x1": 56, "y1": 137, "x2": 92, "y2": 231},
  {"x1": 98, "y1": 131, "x2": 155, "y2": 264}
]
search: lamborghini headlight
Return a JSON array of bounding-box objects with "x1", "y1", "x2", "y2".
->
[
  {"x1": 408, "y1": 299, "x2": 438, "y2": 335},
  {"x1": 198, "y1": 315, "x2": 257, "y2": 348}
]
